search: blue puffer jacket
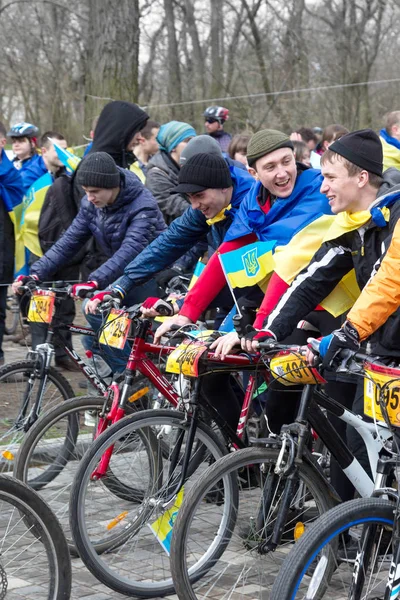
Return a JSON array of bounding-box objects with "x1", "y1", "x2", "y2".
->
[
  {"x1": 114, "y1": 165, "x2": 255, "y2": 295},
  {"x1": 31, "y1": 169, "x2": 166, "y2": 288}
]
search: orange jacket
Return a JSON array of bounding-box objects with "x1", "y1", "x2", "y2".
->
[{"x1": 348, "y1": 218, "x2": 400, "y2": 341}]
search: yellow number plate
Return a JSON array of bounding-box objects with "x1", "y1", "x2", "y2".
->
[
  {"x1": 27, "y1": 291, "x2": 55, "y2": 324},
  {"x1": 270, "y1": 351, "x2": 325, "y2": 386},
  {"x1": 99, "y1": 309, "x2": 131, "y2": 349},
  {"x1": 166, "y1": 339, "x2": 208, "y2": 377},
  {"x1": 364, "y1": 362, "x2": 400, "y2": 426}
]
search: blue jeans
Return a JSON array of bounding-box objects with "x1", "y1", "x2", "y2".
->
[{"x1": 83, "y1": 279, "x2": 161, "y2": 374}]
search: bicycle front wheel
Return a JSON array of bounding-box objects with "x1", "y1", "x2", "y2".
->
[
  {"x1": 70, "y1": 408, "x2": 227, "y2": 598},
  {"x1": 0, "y1": 360, "x2": 74, "y2": 473},
  {"x1": 170, "y1": 445, "x2": 335, "y2": 600},
  {"x1": 0, "y1": 475, "x2": 71, "y2": 599},
  {"x1": 271, "y1": 497, "x2": 395, "y2": 600}
]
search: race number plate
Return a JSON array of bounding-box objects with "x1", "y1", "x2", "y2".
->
[
  {"x1": 166, "y1": 339, "x2": 208, "y2": 377},
  {"x1": 364, "y1": 362, "x2": 400, "y2": 426},
  {"x1": 27, "y1": 290, "x2": 56, "y2": 324},
  {"x1": 270, "y1": 351, "x2": 326, "y2": 386},
  {"x1": 99, "y1": 309, "x2": 131, "y2": 349}
]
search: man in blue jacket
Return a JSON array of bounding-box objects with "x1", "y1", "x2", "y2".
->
[
  {"x1": 88, "y1": 152, "x2": 254, "y2": 308},
  {"x1": 13, "y1": 152, "x2": 166, "y2": 349}
]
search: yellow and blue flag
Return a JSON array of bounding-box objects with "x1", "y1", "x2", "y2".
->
[
  {"x1": 219, "y1": 240, "x2": 276, "y2": 290},
  {"x1": 188, "y1": 260, "x2": 206, "y2": 290},
  {"x1": 19, "y1": 172, "x2": 53, "y2": 259},
  {"x1": 51, "y1": 139, "x2": 81, "y2": 173},
  {"x1": 0, "y1": 149, "x2": 25, "y2": 274},
  {"x1": 147, "y1": 487, "x2": 184, "y2": 555}
]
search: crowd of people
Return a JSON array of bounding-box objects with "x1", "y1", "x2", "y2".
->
[{"x1": 2, "y1": 101, "x2": 400, "y2": 507}]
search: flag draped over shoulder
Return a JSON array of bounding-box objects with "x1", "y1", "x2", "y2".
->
[
  {"x1": 0, "y1": 149, "x2": 25, "y2": 274},
  {"x1": 225, "y1": 169, "x2": 332, "y2": 245},
  {"x1": 19, "y1": 172, "x2": 53, "y2": 258},
  {"x1": 219, "y1": 240, "x2": 276, "y2": 291}
]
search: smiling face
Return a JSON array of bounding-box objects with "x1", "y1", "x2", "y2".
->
[
  {"x1": 188, "y1": 188, "x2": 230, "y2": 220},
  {"x1": 250, "y1": 147, "x2": 297, "y2": 198},
  {"x1": 320, "y1": 156, "x2": 369, "y2": 213}
]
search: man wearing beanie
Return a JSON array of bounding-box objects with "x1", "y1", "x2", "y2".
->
[
  {"x1": 231, "y1": 129, "x2": 400, "y2": 503},
  {"x1": 154, "y1": 128, "x2": 334, "y2": 343},
  {"x1": 86, "y1": 151, "x2": 253, "y2": 316},
  {"x1": 13, "y1": 151, "x2": 166, "y2": 311}
]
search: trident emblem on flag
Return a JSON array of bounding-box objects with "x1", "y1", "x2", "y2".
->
[{"x1": 242, "y1": 248, "x2": 260, "y2": 277}]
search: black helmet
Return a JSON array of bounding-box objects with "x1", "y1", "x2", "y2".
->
[
  {"x1": 203, "y1": 106, "x2": 229, "y2": 124},
  {"x1": 7, "y1": 122, "x2": 39, "y2": 139}
]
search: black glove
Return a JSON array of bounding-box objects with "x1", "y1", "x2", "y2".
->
[
  {"x1": 320, "y1": 320, "x2": 360, "y2": 370},
  {"x1": 155, "y1": 267, "x2": 183, "y2": 289}
]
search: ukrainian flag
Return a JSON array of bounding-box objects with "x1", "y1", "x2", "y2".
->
[
  {"x1": 51, "y1": 139, "x2": 81, "y2": 173},
  {"x1": 219, "y1": 240, "x2": 276, "y2": 290},
  {"x1": 0, "y1": 149, "x2": 25, "y2": 274},
  {"x1": 188, "y1": 260, "x2": 206, "y2": 290},
  {"x1": 19, "y1": 172, "x2": 53, "y2": 258},
  {"x1": 147, "y1": 487, "x2": 184, "y2": 555}
]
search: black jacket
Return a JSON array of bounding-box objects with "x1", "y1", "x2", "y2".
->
[
  {"x1": 265, "y1": 170, "x2": 400, "y2": 356},
  {"x1": 89, "y1": 101, "x2": 149, "y2": 169}
]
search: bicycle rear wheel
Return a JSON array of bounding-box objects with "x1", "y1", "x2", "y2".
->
[
  {"x1": 170, "y1": 445, "x2": 335, "y2": 600},
  {"x1": 70, "y1": 408, "x2": 227, "y2": 598},
  {"x1": 271, "y1": 497, "x2": 395, "y2": 600},
  {"x1": 0, "y1": 475, "x2": 71, "y2": 599},
  {"x1": 0, "y1": 360, "x2": 74, "y2": 473}
]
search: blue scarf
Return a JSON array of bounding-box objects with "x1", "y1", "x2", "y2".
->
[
  {"x1": 224, "y1": 169, "x2": 332, "y2": 246},
  {"x1": 380, "y1": 128, "x2": 400, "y2": 151}
]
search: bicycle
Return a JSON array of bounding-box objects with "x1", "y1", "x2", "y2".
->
[
  {"x1": 271, "y1": 352, "x2": 400, "y2": 599},
  {"x1": 168, "y1": 341, "x2": 397, "y2": 600},
  {"x1": 0, "y1": 282, "x2": 152, "y2": 473},
  {"x1": 0, "y1": 474, "x2": 71, "y2": 599},
  {"x1": 67, "y1": 336, "x2": 337, "y2": 598}
]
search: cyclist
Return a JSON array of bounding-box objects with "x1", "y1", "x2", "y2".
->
[
  {"x1": 7, "y1": 122, "x2": 45, "y2": 193},
  {"x1": 203, "y1": 106, "x2": 231, "y2": 153},
  {"x1": 12, "y1": 152, "x2": 166, "y2": 343},
  {"x1": 237, "y1": 129, "x2": 400, "y2": 496}
]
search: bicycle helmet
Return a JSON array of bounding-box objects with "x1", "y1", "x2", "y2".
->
[
  {"x1": 203, "y1": 106, "x2": 229, "y2": 124},
  {"x1": 7, "y1": 122, "x2": 39, "y2": 139}
]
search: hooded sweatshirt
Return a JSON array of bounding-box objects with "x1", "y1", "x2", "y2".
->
[{"x1": 89, "y1": 101, "x2": 149, "y2": 169}]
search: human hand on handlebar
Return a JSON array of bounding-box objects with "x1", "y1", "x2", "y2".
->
[
  {"x1": 84, "y1": 289, "x2": 122, "y2": 314},
  {"x1": 12, "y1": 274, "x2": 39, "y2": 295},
  {"x1": 240, "y1": 328, "x2": 276, "y2": 353},
  {"x1": 140, "y1": 297, "x2": 178, "y2": 318},
  {"x1": 210, "y1": 332, "x2": 240, "y2": 359},
  {"x1": 318, "y1": 321, "x2": 360, "y2": 369},
  {"x1": 153, "y1": 314, "x2": 192, "y2": 344},
  {"x1": 70, "y1": 281, "x2": 98, "y2": 299}
]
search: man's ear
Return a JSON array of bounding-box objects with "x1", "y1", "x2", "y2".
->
[
  {"x1": 248, "y1": 166, "x2": 258, "y2": 180},
  {"x1": 0, "y1": 137, "x2": 6, "y2": 149},
  {"x1": 358, "y1": 170, "x2": 370, "y2": 188}
]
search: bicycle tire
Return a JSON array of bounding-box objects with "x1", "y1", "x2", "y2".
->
[
  {"x1": 270, "y1": 497, "x2": 395, "y2": 600},
  {"x1": 0, "y1": 360, "x2": 74, "y2": 473},
  {"x1": 5, "y1": 295, "x2": 20, "y2": 336},
  {"x1": 0, "y1": 475, "x2": 71, "y2": 599},
  {"x1": 170, "y1": 445, "x2": 335, "y2": 600},
  {"x1": 70, "y1": 408, "x2": 228, "y2": 597}
]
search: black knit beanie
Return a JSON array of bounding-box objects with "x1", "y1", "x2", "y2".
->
[
  {"x1": 329, "y1": 129, "x2": 383, "y2": 177},
  {"x1": 77, "y1": 152, "x2": 121, "y2": 188},
  {"x1": 173, "y1": 153, "x2": 232, "y2": 194}
]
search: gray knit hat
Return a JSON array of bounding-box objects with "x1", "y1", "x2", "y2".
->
[
  {"x1": 247, "y1": 129, "x2": 294, "y2": 167},
  {"x1": 77, "y1": 152, "x2": 121, "y2": 188},
  {"x1": 179, "y1": 135, "x2": 222, "y2": 166}
]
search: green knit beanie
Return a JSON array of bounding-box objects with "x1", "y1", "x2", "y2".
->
[{"x1": 247, "y1": 129, "x2": 294, "y2": 167}]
